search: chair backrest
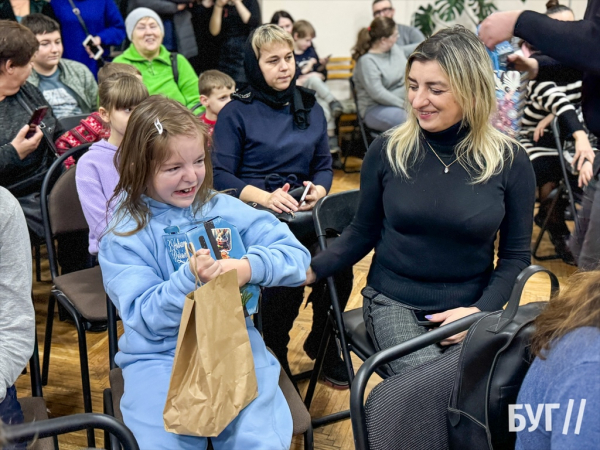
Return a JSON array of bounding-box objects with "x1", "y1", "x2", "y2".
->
[
  {"x1": 40, "y1": 143, "x2": 92, "y2": 278},
  {"x1": 2, "y1": 413, "x2": 139, "y2": 450},
  {"x1": 58, "y1": 113, "x2": 91, "y2": 133},
  {"x1": 326, "y1": 56, "x2": 355, "y2": 80},
  {"x1": 313, "y1": 189, "x2": 360, "y2": 240}
]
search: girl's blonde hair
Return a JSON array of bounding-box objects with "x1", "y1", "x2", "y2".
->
[
  {"x1": 109, "y1": 96, "x2": 214, "y2": 236},
  {"x1": 251, "y1": 24, "x2": 294, "y2": 58},
  {"x1": 98, "y1": 73, "x2": 149, "y2": 113},
  {"x1": 531, "y1": 270, "x2": 600, "y2": 359},
  {"x1": 385, "y1": 25, "x2": 516, "y2": 184},
  {"x1": 351, "y1": 17, "x2": 396, "y2": 61}
]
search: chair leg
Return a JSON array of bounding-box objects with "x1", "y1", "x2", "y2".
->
[
  {"x1": 304, "y1": 319, "x2": 332, "y2": 410},
  {"x1": 303, "y1": 424, "x2": 314, "y2": 450},
  {"x1": 34, "y1": 242, "x2": 42, "y2": 282},
  {"x1": 72, "y1": 313, "x2": 96, "y2": 448},
  {"x1": 532, "y1": 190, "x2": 562, "y2": 261},
  {"x1": 42, "y1": 295, "x2": 56, "y2": 386}
]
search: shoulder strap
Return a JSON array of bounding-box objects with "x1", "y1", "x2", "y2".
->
[
  {"x1": 66, "y1": 0, "x2": 90, "y2": 36},
  {"x1": 170, "y1": 52, "x2": 179, "y2": 85}
]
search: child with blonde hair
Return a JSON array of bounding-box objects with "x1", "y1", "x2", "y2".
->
[{"x1": 76, "y1": 74, "x2": 149, "y2": 254}]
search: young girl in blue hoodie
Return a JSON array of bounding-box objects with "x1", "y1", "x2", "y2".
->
[{"x1": 98, "y1": 95, "x2": 310, "y2": 449}]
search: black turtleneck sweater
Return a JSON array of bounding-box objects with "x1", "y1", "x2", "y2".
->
[{"x1": 311, "y1": 122, "x2": 536, "y2": 312}]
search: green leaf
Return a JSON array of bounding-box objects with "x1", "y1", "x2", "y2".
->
[
  {"x1": 435, "y1": 0, "x2": 465, "y2": 22},
  {"x1": 468, "y1": 0, "x2": 498, "y2": 22},
  {"x1": 413, "y1": 5, "x2": 437, "y2": 37}
]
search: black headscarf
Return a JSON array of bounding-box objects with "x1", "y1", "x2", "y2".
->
[{"x1": 232, "y1": 39, "x2": 316, "y2": 130}]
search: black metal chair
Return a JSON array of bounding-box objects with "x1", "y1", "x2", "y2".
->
[
  {"x1": 349, "y1": 313, "x2": 487, "y2": 450},
  {"x1": 301, "y1": 189, "x2": 383, "y2": 429},
  {"x1": 18, "y1": 315, "x2": 55, "y2": 450},
  {"x1": 58, "y1": 113, "x2": 91, "y2": 134},
  {"x1": 2, "y1": 413, "x2": 139, "y2": 450},
  {"x1": 348, "y1": 77, "x2": 380, "y2": 170},
  {"x1": 103, "y1": 297, "x2": 315, "y2": 450},
  {"x1": 350, "y1": 265, "x2": 559, "y2": 450},
  {"x1": 532, "y1": 117, "x2": 598, "y2": 261},
  {"x1": 40, "y1": 143, "x2": 105, "y2": 448}
]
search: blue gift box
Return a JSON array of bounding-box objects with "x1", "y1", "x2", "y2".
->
[{"x1": 163, "y1": 217, "x2": 260, "y2": 316}]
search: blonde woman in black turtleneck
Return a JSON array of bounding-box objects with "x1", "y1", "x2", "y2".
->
[{"x1": 309, "y1": 26, "x2": 536, "y2": 375}]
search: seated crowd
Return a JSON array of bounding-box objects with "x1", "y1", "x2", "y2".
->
[{"x1": 0, "y1": 0, "x2": 598, "y2": 449}]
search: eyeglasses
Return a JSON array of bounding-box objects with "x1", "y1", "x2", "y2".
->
[{"x1": 373, "y1": 7, "x2": 393, "y2": 17}]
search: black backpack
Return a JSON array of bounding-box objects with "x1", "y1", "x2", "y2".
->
[{"x1": 447, "y1": 266, "x2": 559, "y2": 450}]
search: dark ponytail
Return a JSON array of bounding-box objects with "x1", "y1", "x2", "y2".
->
[
  {"x1": 351, "y1": 17, "x2": 396, "y2": 61},
  {"x1": 545, "y1": 0, "x2": 573, "y2": 16}
]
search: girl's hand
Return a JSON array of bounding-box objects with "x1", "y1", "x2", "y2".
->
[
  {"x1": 578, "y1": 160, "x2": 594, "y2": 187},
  {"x1": 298, "y1": 182, "x2": 326, "y2": 211},
  {"x1": 215, "y1": 0, "x2": 228, "y2": 7},
  {"x1": 265, "y1": 183, "x2": 299, "y2": 213},
  {"x1": 533, "y1": 114, "x2": 554, "y2": 142},
  {"x1": 506, "y1": 53, "x2": 539, "y2": 80},
  {"x1": 201, "y1": 0, "x2": 214, "y2": 7},
  {"x1": 190, "y1": 248, "x2": 222, "y2": 283},
  {"x1": 303, "y1": 266, "x2": 317, "y2": 286},
  {"x1": 427, "y1": 306, "x2": 480, "y2": 346},
  {"x1": 219, "y1": 258, "x2": 252, "y2": 287}
]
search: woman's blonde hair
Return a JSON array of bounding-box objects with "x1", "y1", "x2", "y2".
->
[
  {"x1": 385, "y1": 25, "x2": 516, "y2": 184},
  {"x1": 98, "y1": 73, "x2": 149, "y2": 114},
  {"x1": 108, "y1": 96, "x2": 214, "y2": 236},
  {"x1": 531, "y1": 270, "x2": 600, "y2": 359},
  {"x1": 251, "y1": 24, "x2": 294, "y2": 58},
  {"x1": 351, "y1": 17, "x2": 396, "y2": 61}
]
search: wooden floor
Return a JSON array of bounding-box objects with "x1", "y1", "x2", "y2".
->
[{"x1": 15, "y1": 156, "x2": 577, "y2": 449}]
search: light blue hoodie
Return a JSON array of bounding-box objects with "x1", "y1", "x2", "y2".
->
[{"x1": 99, "y1": 193, "x2": 311, "y2": 369}]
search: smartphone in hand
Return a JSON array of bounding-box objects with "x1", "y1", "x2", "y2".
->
[
  {"x1": 83, "y1": 35, "x2": 103, "y2": 60},
  {"x1": 411, "y1": 309, "x2": 442, "y2": 327},
  {"x1": 300, "y1": 182, "x2": 312, "y2": 206},
  {"x1": 25, "y1": 106, "x2": 48, "y2": 139}
]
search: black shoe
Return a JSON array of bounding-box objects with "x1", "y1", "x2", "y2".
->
[
  {"x1": 304, "y1": 334, "x2": 350, "y2": 390},
  {"x1": 332, "y1": 152, "x2": 344, "y2": 170},
  {"x1": 549, "y1": 234, "x2": 577, "y2": 265},
  {"x1": 321, "y1": 353, "x2": 350, "y2": 390},
  {"x1": 329, "y1": 100, "x2": 343, "y2": 119}
]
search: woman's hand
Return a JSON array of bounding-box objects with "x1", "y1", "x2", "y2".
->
[
  {"x1": 573, "y1": 131, "x2": 596, "y2": 187},
  {"x1": 507, "y1": 53, "x2": 539, "y2": 80},
  {"x1": 427, "y1": 306, "x2": 480, "y2": 346},
  {"x1": 298, "y1": 182, "x2": 326, "y2": 211},
  {"x1": 190, "y1": 248, "x2": 222, "y2": 283},
  {"x1": 533, "y1": 114, "x2": 554, "y2": 142},
  {"x1": 215, "y1": 0, "x2": 228, "y2": 7},
  {"x1": 265, "y1": 183, "x2": 299, "y2": 213},
  {"x1": 303, "y1": 266, "x2": 317, "y2": 286},
  {"x1": 219, "y1": 258, "x2": 252, "y2": 287},
  {"x1": 201, "y1": 0, "x2": 214, "y2": 7},
  {"x1": 84, "y1": 36, "x2": 102, "y2": 59},
  {"x1": 177, "y1": 3, "x2": 188, "y2": 11},
  {"x1": 12, "y1": 124, "x2": 43, "y2": 160}
]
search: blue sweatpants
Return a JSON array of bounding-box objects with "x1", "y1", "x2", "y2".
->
[{"x1": 120, "y1": 325, "x2": 293, "y2": 449}]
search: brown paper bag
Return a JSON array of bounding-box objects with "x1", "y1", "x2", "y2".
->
[{"x1": 163, "y1": 269, "x2": 258, "y2": 437}]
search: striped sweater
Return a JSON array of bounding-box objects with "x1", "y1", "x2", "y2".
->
[{"x1": 519, "y1": 79, "x2": 584, "y2": 160}]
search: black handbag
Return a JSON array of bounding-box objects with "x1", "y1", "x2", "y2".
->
[{"x1": 447, "y1": 266, "x2": 559, "y2": 450}]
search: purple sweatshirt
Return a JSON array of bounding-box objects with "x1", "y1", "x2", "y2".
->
[{"x1": 75, "y1": 139, "x2": 119, "y2": 254}]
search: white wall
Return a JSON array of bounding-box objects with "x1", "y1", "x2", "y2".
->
[{"x1": 261, "y1": 0, "x2": 588, "y2": 59}]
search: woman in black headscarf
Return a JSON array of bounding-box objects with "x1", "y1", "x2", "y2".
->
[{"x1": 212, "y1": 24, "x2": 353, "y2": 389}]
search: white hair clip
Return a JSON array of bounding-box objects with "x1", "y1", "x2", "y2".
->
[{"x1": 154, "y1": 117, "x2": 163, "y2": 135}]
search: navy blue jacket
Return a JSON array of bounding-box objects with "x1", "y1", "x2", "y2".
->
[{"x1": 211, "y1": 99, "x2": 333, "y2": 196}]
